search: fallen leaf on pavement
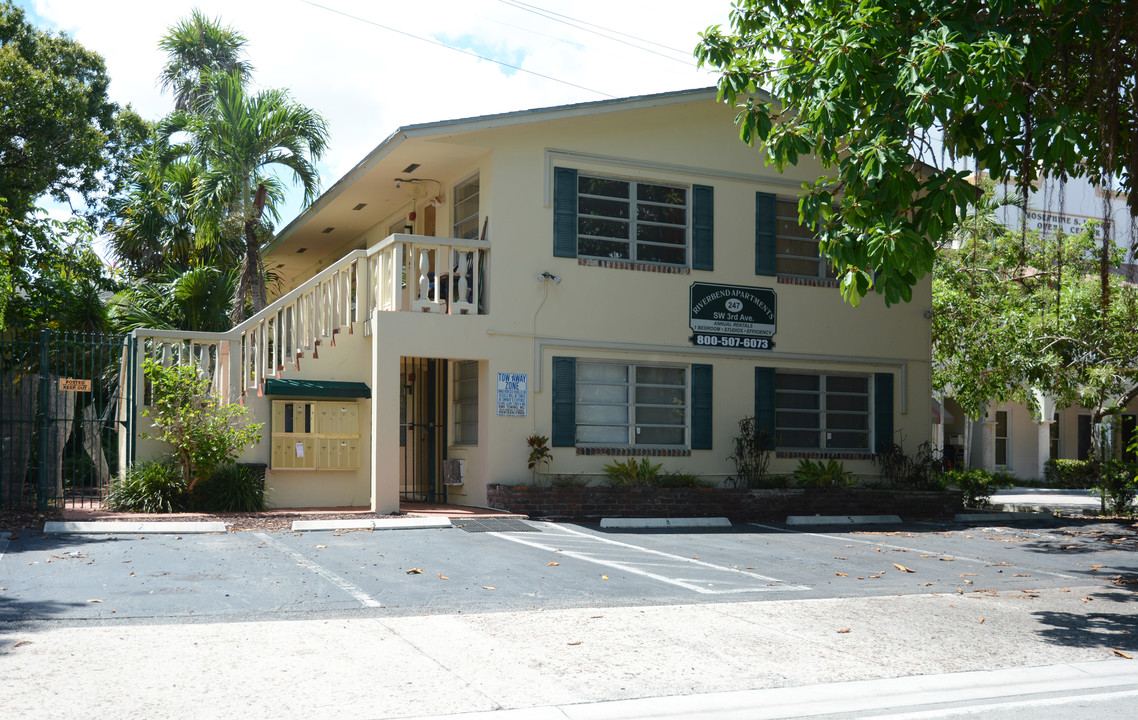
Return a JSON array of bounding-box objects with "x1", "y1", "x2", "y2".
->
[
  {"x1": 1014, "y1": 574, "x2": 1031, "y2": 577},
  {"x1": 978, "y1": 617, "x2": 985, "y2": 623},
  {"x1": 406, "y1": 568, "x2": 423, "y2": 574},
  {"x1": 837, "y1": 628, "x2": 851, "y2": 634},
  {"x1": 835, "y1": 556, "x2": 848, "y2": 560},
  {"x1": 1112, "y1": 649, "x2": 1133, "y2": 659},
  {"x1": 547, "y1": 562, "x2": 559, "y2": 567},
  {"x1": 893, "y1": 563, "x2": 915, "y2": 573},
  {"x1": 939, "y1": 558, "x2": 954, "y2": 562},
  {"x1": 568, "y1": 641, "x2": 582, "y2": 646},
  {"x1": 14, "y1": 640, "x2": 31, "y2": 647},
  {"x1": 481, "y1": 586, "x2": 496, "y2": 590},
  {"x1": 86, "y1": 599, "x2": 103, "y2": 603},
  {"x1": 316, "y1": 545, "x2": 326, "y2": 549},
  {"x1": 960, "y1": 573, "x2": 977, "y2": 577},
  {"x1": 835, "y1": 572, "x2": 848, "y2": 577},
  {"x1": 1082, "y1": 596, "x2": 1094, "y2": 602},
  {"x1": 438, "y1": 574, "x2": 450, "y2": 580},
  {"x1": 601, "y1": 575, "x2": 609, "y2": 580}
]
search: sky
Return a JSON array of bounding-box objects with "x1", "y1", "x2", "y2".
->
[{"x1": 19, "y1": 0, "x2": 733, "y2": 238}]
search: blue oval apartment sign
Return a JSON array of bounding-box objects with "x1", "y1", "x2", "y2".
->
[{"x1": 689, "y1": 282, "x2": 777, "y2": 351}]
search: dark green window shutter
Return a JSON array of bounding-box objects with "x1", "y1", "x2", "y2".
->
[
  {"x1": 553, "y1": 168, "x2": 578, "y2": 258},
  {"x1": 874, "y1": 373, "x2": 894, "y2": 452},
  {"x1": 755, "y1": 191, "x2": 776, "y2": 276},
  {"x1": 691, "y1": 364, "x2": 713, "y2": 449},
  {"x1": 754, "y1": 367, "x2": 776, "y2": 450},
  {"x1": 551, "y1": 356, "x2": 576, "y2": 446},
  {"x1": 692, "y1": 185, "x2": 714, "y2": 271}
]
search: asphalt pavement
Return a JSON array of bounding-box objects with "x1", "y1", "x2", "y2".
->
[{"x1": 2, "y1": 513, "x2": 1137, "y2": 719}]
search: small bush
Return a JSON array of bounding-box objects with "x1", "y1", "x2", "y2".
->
[
  {"x1": 942, "y1": 468, "x2": 1014, "y2": 508},
  {"x1": 189, "y1": 464, "x2": 266, "y2": 513},
  {"x1": 550, "y1": 474, "x2": 589, "y2": 488},
  {"x1": 603, "y1": 458, "x2": 663, "y2": 487},
  {"x1": 1042, "y1": 459, "x2": 1098, "y2": 489},
  {"x1": 657, "y1": 471, "x2": 715, "y2": 488},
  {"x1": 727, "y1": 416, "x2": 773, "y2": 489},
  {"x1": 104, "y1": 458, "x2": 187, "y2": 513},
  {"x1": 1096, "y1": 460, "x2": 1137, "y2": 516},
  {"x1": 793, "y1": 459, "x2": 856, "y2": 488},
  {"x1": 873, "y1": 442, "x2": 944, "y2": 490}
]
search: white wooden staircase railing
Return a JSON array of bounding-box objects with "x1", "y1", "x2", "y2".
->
[{"x1": 130, "y1": 234, "x2": 490, "y2": 401}]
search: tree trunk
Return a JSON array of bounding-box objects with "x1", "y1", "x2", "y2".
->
[{"x1": 230, "y1": 219, "x2": 267, "y2": 325}]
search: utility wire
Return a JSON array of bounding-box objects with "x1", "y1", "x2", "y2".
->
[
  {"x1": 498, "y1": 0, "x2": 696, "y2": 66},
  {"x1": 300, "y1": 0, "x2": 615, "y2": 98}
]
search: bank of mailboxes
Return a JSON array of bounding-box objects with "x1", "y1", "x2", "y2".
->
[{"x1": 271, "y1": 401, "x2": 360, "y2": 470}]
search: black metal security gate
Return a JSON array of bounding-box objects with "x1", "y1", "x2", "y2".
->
[
  {"x1": 0, "y1": 330, "x2": 134, "y2": 509},
  {"x1": 399, "y1": 357, "x2": 447, "y2": 503}
]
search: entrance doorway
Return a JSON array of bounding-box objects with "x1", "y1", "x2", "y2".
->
[{"x1": 400, "y1": 358, "x2": 447, "y2": 502}]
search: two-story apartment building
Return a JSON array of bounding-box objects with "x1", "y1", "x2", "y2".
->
[{"x1": 127, "y1": 88, "x2": 933, "y2": 511}]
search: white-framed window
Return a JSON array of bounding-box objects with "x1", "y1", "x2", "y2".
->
[
  {"x1": 1049, "y1": 411, "x2": 1060, "y2": 460},
  {"x1": 774, "y1": 198, "x2": 837, "y2": 279},
  {"x1": 575, "y1": 361, "x2": 687, "y2": 446},
  {"x1": 995, "y1": 410, "x2": 1009, "y2": 466},
  {"x1": 775, "y1": 372, "x2": 870, "y2": 450},
  {"x1": 577, "y1": 173, "x2": 689, "y2": 266},
  {"x1": 453, "y1": 173, "x2": 480, "y2": 239},
  {"x1": 452, "y1": 361, "x2": 478, "y2": 445}
]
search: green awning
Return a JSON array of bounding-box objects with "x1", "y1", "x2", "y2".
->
[{"x1": 263, "y1": 378, "x2": 371, "y2": 399}]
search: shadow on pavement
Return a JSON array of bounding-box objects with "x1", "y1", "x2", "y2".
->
[{"x1": 1033, "y1": 596, "x2": 1138, "y2": 649}]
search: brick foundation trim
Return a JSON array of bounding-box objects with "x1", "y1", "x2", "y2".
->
[{"x1": 486, "y1": 484, "x2": 963, "y2": 522}]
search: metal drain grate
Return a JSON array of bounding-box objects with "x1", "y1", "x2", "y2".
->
[{"x1": 451, "y1": 517, "x2": 539, "y2": 533}]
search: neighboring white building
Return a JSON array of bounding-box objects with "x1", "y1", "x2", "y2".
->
[
  {"x1": 937, "y1": 174, "x2": 1137, "y2": 480},
  {"x1": 123, "y1": 89, "x2": 933, "y2": 510}
]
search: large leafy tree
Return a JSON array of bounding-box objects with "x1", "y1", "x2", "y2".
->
[
  {"x1": 162, "y1": 71, "x2": 328, "y2": 322},
  {"x1": 0, "y1": 1, "x2": 146, "y2": 222},
  {"x1": 109, "y1": 266, "x2": 238, "y2": 333},
  {"x1": 697, "y1": 0, "x2": 1138, "y2": 306},
  {"x1": 934, "y1": 210, "x2": 1138, "y2": 456},
  {"x1": 0, "y1": 203, "x2": 113, "y2": 332}
]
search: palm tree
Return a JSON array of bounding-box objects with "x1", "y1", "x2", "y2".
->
[
  {"x1": 110, "y1": 266, "x2": 238, "y2": 333},
  {"x1": 158, "y1": 9, "x2": 253, "y2": 112},
  {"x1": 163, "y1": 71, "x2": 328, "y2": 323}
]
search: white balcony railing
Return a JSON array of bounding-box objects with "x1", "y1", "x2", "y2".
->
[{"x1": 130, "y1": 234, "x2": 489, "y2": 401}]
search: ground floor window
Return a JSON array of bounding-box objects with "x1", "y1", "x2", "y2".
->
[
  {"x1": 774, "y1": 372, "x2": 871, "y2": 450},
  {"x1": 1049, "y1": 412, "x2": 1060, "y2": 460},
  {"x1": 995, "y1": 410, "x2": 1009, "y2": 466},
  {"x1": 575, "y1": 361, "x2": 687, "y2": 446},
  {"x1": 452, "y1": 361, "x2": 478, "y2": 445}
]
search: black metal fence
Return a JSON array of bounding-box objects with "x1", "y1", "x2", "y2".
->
[{"x1": 1, "y1": 330, "x2": 134, "y2": 509}]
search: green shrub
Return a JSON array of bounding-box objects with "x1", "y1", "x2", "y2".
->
[
  {"x1": 727, "y1": 416, "x2": 773, "y2": 489},
  {"x1": 603, "y1": 458, "x2": 663, "y2": 487},
  {"x1": 1096, "y1": 460, "x2": 1137, "y2": 516},
  {"x1": 793, "y1": 459, "x2": 856, "y2": 488},
  {"x1": 1042, "y1": 459, "x2": 1098, "y2": 489},
  {"x1": 657, "y1": 471, "x2": 715, "y2": 488},
  {"x1": 189, "y1": 464, "x2": 266, "y2": 513},
  {"x1": 873, "y1": 442, "x2": 944, "y2": 490},
  {"x1": 104, "y1": 458, "x2": 187, "y2": 513},
  {"x1": 942, "y1": 468, "x2": 1014, "y2": 508}
]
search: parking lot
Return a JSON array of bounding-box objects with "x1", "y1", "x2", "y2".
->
[{"x1": 3, "y1": 517, "x2": 1136, "y2": 626}]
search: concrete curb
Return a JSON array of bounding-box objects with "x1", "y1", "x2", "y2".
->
[
  {"x1": 785, "y1": 514, "x2": 902, "y2": 526},
  {"x1": 401, "y1": 659, "x2": 1138, "y2": 720},
  {"x1": 599, "y1": 517, "x2": 731, "y2": 529},
  {"x1": 291, "y1": 517, "x2": 454, "y2": 531},
  {"x1": 43, "y1": 521, "x2": 228, "y2": 534},
  {"x1": 956, "y1": 512, "x2": 1054, "y2": 522}
]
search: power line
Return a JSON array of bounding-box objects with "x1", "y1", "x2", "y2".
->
[
  {"x1": 498, "y1": 0, "x2": 696, "y2": 66},
  {"x1": 299, "y1": 0, "x2": 615, "y2": 98}
]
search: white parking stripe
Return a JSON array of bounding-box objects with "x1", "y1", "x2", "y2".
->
[
  {"x1": 748, "y1": 522, "x2": 1077, "y2": 580},
  {"x1": 254, "y1": 532, "x2": 381, "y2": 608},
  {"x1": 490, "y1": 524, "x2": 808, "y2": 594},
  {"x1": 861, "y1": 688, "x2": 1138, "y2": 719}
]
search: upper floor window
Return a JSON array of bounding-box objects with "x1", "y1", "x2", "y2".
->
[
  {"x1": 554, "y1": 167, "x2": 713, "y2": 270},
  {"x1": 453, "y1": 174, "x2": 479, "y2": 239},
  {"x1": 577, "y1": 174, "x2": 688, "y2": 265},
  {"x1": 755, "y1": 192, "x2": 836, "y2": 279},
  {"x1": 774, "y1": 199, "x2": 837, "y2": 279}
]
